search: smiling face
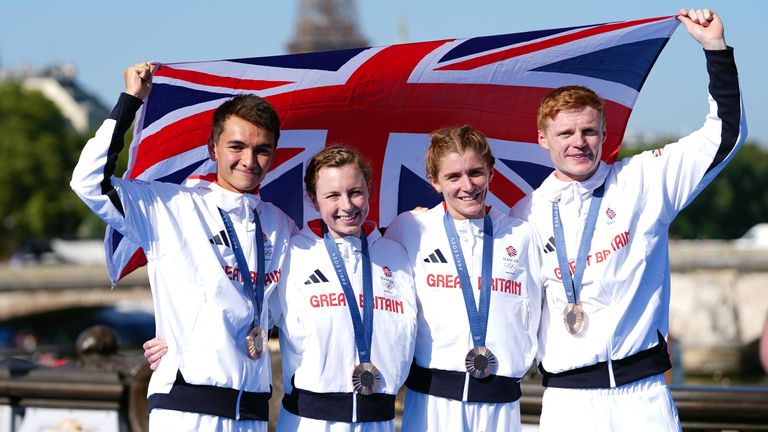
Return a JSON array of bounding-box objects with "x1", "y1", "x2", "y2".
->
[
  {"x1": 430, "y1": 149, "x2": 492, "y2": 220},
  {"x1": 208, "y1": 115, "x2": 276, "y2": 194},
  {"x1": 538, "y1": 106, "x2": 606, "y2": 182},
  {"x1": 313, "y1": 164, "x2": 371, "y2": 239}
]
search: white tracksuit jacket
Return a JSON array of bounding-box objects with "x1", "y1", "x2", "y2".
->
[
  {"x1": 385, "y1": 205, "x2": 542, "y2": 432},
  {"x1": 510, "y1": 48, "x2": 747, "y2": 383},
  {"x1": 71, "y1": 93, "x2": 296, "y2": 430},
  {"x1": 274, "y1": 220, "x2": 417, "y2": 431}
]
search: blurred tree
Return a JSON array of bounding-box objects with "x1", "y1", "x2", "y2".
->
[
  {"x1": 619, "y1": 139, "x2": 768, "y2": 239},
  {"x1": 0, "y1": 83, "x2": 93, "y2": 258}
]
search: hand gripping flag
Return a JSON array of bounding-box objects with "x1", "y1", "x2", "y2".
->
[{"x1": 106, "y1": 15, "x2": 680, "y2": 283}]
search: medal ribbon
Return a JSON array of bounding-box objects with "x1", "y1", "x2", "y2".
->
[
  {"x1": 218, "y1": 207, "x2": 265, "y2": 327},
  {"x1": 322, "y1": 225, "x2": 374, "y2": 363},
  {"x1": 551, "y1": 183, "x2": 605, "y2": 305},
  {"x1": 443, "y1": 211, "x2": 494, "y2": 348}
]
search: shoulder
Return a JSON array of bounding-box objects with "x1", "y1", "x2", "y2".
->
[
  {"x1": 371, "y1": 235, "x2": 409, "y2": 261},
  {"x1": 490, "y1": 208, "x2": 535, "y2": 240},
  {"x1": 289, "y1": 223, "x2": 323, "y2": 250},
  {"x1": 258, "y1": 200, "x2": 299, "y2": 232}
]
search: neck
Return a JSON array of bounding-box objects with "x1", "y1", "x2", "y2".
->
[
  {"x1": 553, "y1": 169, "x2": 596, "y2": 183},
  {"x1": 327, "y1": 226, "x2": 362, "y2": 239}
]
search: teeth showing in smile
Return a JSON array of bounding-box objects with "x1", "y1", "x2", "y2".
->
[
  {"x1": 458, "y1": 192, "x2": 480, "y2": 201},
  {"x1": 337, "y1": 213, "x2": 358, "y2": 221}
]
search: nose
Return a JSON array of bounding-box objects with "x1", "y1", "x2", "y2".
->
[
  {"x1": 459, "y1": 175, "x2": 473, "y2": 191},
  {"x1": 339, "y1": 194, "x2": 355, "y2": 211},
  {"x1": 575, "y1": 132, "x2": 589, "y2": 147},
  {"x1": 240, "y1": 150, "x2": 254, "y2": 169}
]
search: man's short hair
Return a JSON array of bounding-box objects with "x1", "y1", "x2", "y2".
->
[
  {"x1": 426, "y1": 125, "x2": 495, "y2": 181},
  {"x1": 211, "y1": 94, "x2": 281, "y2": 145},
  {"x1": 537, "y1": 86, "x2": 606, "y2": 130}
]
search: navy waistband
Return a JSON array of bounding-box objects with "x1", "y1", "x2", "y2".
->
[
  {"x1": 148, "y1": 371, "x2": 270, "y2": 420},
  {"x1": 540, "y1": 331, "x2": 672, "y2": 389},
  {"x1": 405, "y1": 361, "x2": 522, "y2": 403},
  {"x1": 282, "y1": 379, "x2": 395, "y2": 423}
]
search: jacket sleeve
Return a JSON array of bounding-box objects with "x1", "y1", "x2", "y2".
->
[
  {"x1": 70, "y1": 93, "x2": 146, "y2": 245},
  {"x1": 629, "y1": 47, "x2": 747, "y2": 223}
]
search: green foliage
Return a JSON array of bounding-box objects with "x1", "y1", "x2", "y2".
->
[
  {"x1": 619, "y1": 139, "x2": 768, "y2": 239},
  {"x1": 0, "y1": 83, "x2": 91, "y2": 257}
]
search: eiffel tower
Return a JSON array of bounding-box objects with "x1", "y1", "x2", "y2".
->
[{"x1": 287, "y1": 0, "x2": 369, "y2": 54}]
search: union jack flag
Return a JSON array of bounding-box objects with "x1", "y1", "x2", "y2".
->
[{"x1": 106, "y1": 16, "x2": 680, "y2": 283}]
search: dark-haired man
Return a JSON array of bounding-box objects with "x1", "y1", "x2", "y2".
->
[{"x1": 71, "y1": 63, "x2": 296, "y2": 431}]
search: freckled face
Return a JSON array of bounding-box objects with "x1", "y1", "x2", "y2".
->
[
  {"x1": 312, "y1": 164, "x2": 370, "y2": 239},
  {"x1": 538, "y1": 106, "x2": 606, "y2": 182}
]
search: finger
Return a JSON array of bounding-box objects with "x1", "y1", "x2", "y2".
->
[
  {"x1": 696, "y1": 9, "x2": 710, "y2": 27},
  {"x1": 142, "y1": 338, "x2": 156, "y2": 350}
]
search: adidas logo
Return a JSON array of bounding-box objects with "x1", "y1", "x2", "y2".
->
[
  {"x1": 209, "y1": 230, "x2": 231, "y2": 247},
  {"x1": 543, "y1": 236, "x2": 556, "y2": 254},
  {"x1": 423, "y1": 248, "x2": 448, "y2": 264},
  {"x1": 304, "y1": 269, "x2": 329, "y2": 285}
]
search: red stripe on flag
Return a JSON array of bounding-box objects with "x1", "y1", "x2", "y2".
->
[
  {"x1": 155, "y1": 65, "x2": 294, "y2": 91},
  {"x1": 271, "y1": 148, "x2": 303, "y2": 171},
  {"x1": 131, "y1": 110, "x2": 214, "y2": 178},
  {"x1": 490, "y1": 167, "x2": 526, "y2": 207},
  {"x1": 436, "y1": 16, "x2": 672, "y2": 71},
  {"x1": 119, "y1": 249, "x2": 148, "y2": 281}
]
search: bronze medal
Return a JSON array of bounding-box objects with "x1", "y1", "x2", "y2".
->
[
  {"x1": 245, "y1": 326, "x2": 267, "y2": 359},
  {"x1": 352, "y1": 362, "x2": 382, "y2": 395},
  {"x1": 563, "y1": 303, "x2": 586, "y2": 335},
  {"x1": 465, "y1": 346, "x2": 498, "y2": 379}
]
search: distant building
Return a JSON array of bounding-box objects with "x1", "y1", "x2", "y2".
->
[
  {"x1": 0, "y1": 63, "x2": 108, "y2": 134},
  {"x1": 287, "y1": 0, "x2": 369, "y2": 54}
]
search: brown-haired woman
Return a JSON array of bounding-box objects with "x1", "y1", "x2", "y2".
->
[
  {"x1": 274, "y1": 145, "x2": 417, "y2": 431},
  {"x1": 385, "y1": 126, "x2": 542, "y2": 431}
]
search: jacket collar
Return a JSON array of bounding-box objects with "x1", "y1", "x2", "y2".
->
[{"x1": 536, "y1": 162, "x2": 610, "y2": 204}]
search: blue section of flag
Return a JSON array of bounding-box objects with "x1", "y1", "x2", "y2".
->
[
  {"x1": 261, "y1": 163, "x2": 305, "y2": 227},
  {"x1": 498, "y1": 158, "x2": 553, "y2": 190},
  {"x1": 110, "y1": 228, "x2": 123, "y2": 255},
  {"x1": 108, "y1": 16, "x2": 679, "y2": 282},
  {"x1": 144, "y1": 83, "x2": 231, "y2": 129},
  {"x1": 230, "y1": 47, "x2": 370, "y2": 71},
  {"x1": 155, "y1": 159, "x2": 207, "y2": 184},
  {"x1": 439, "y1": 24, "x2": 593, "y2": 63},
  {"x1": 532, "y1": 39, "x2": 670, "y2": 91},
  {"x1": 397, "y1": 166, "x2": 441, "y2": 216}
]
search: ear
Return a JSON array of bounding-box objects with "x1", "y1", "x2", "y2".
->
[
  {"x1": 309, "y1": 194, "x2": 320, "y2": 212},
  {"x1": 537, "y1": 129, "x2": 550, "y2": 150},
  {"x1": 428, "y1": 175, "x2": 442, "y2": 194},
  {"x1": 207, "y1": 138, "x2": 217, "y2": 161}
]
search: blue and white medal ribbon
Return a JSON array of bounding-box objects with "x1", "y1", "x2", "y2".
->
[
  {"x1": 218, "y1": 207, "x2": 267, "y2": 359},
  {"x1": 551, "y1": 183, "x2": 605, "y2": 335},
  {"x1": 322, "y1": 224, "x2": 381, "y2": 395},
  {"x1": 443, "y1": 211, "x2": 497, "y2": 379}
]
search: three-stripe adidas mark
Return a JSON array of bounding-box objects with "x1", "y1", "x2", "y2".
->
[
  {"x1": 424, "y1": 249, "x2": 448, "y2": 264},
  {"x1": 543, "y1": 236, "x2": 556, "y2": 254},
  {"x1": 209, "y1": 230, "x2": 230, "y2": 247},
  {"x1": 304, "y1": 269, "x2": 330, "y2": 285}
]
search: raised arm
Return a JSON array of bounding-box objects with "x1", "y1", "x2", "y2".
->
[{"x1": 70, "y1": 63, "x2": 155, "y2": 241}]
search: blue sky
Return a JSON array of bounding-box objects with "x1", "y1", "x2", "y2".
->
[{"x1": 2, "y1": 1, "x2": 764, "y2": 144}]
